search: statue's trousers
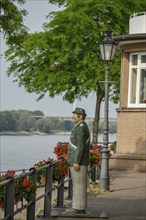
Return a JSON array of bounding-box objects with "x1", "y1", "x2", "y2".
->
[{"x1": 70, "y1": 166, "x2": 88, "y2": 210}]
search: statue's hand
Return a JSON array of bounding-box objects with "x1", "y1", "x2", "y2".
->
[{"x1": 73, "y1": 163, "x2": 80, "y2": 172}]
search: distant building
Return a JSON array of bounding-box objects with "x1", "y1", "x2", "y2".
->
[{"x1": 110, "y1": 12, "x2": 146, "y2": 172}]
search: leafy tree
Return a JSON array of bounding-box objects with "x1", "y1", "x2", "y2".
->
[
  {"x1": 0, "y1": 111, "x2": 17, "y2": 131},
  {"x1": 5, "y1": 109, "x2": 64, "y2": 133},
  {"x1": 0, "y1": 110, "x2": 35, "y2": 132},
  {"x1": 16, "y1": 110, "x2": 34, "y2": 131},
  {"x1": 0, "y1": 0, "x2": 28, "y2": 44},
  {"x1": 33, "y1": 118, "x2": 51, "y2": 133},
  {"x1": 32, "y1": 110, "x2": 44, "y2": 116},
  {"x1": 5, "y1": 0, "x2": 146, "y2": 143}
]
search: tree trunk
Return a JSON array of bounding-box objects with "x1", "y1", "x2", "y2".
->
[{"x1": 92, "y1": 87, "x2": 104, "y2": 144}]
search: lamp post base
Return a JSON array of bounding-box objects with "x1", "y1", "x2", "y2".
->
[
  {"x1": 100, "y1": 177, "x2": 110, "y2": 191},
  {"x1": 100, "y1": 149, "x2": 110, "y2": 191}
]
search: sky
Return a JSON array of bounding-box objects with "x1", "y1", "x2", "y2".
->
[{"x1": 0, "y1": 0, "x2": 118, "y2": 118}]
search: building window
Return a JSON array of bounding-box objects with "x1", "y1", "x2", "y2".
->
[{"x1": 128, "y1": 52, "x2": 146, "y2": 107}]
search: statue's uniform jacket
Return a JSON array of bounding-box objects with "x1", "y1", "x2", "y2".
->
[
  {"x1": 67, "y1": 121, "x2": 90, "y2": 166},
  {"x1": 67, "y1": 121, "x2": 90, "y2": 211}
]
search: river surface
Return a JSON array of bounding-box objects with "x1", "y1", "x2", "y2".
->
[{"x1": 0, "y1": 134, "x2": 116, "y2": 172}]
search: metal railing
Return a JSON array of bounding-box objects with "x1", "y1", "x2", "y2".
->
[
  {"x1": 0, "y1": 161, "x2": 74, "y2": 220},
  {"x1": 0, "y1": 156, "x2": 102, "y2": 220}
]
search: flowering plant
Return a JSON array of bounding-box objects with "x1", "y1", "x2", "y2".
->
[
  {"x1": 90, "y1": 143, "x2": 115, "y2": 166},
  {"x1": 0, "y1": 169, "x2": 37, "y2": 211},
  {"x1": 53, "y1": 142, "x2": 69, "y2": 180},
  {"x1": 91, "y1": 144, "x2": 102, "y2": 151},
  {"x1": 0, "y1": 170, "x2": 16, "y2": 211},
  {"x1": 53, "y1": 159, "x2": 69, "y2": 181},
  {"x1": 90, "y1": 149, "x2": 101, "y2": 165},
  {"x1": 108, "y1": 143, "x2": 116, "y2": 153},
  {"x1": 34, "y1": 158, "x2": 53, "y2": 185},
  {"x1": 90, "y1": 145, "x2": 102, "y2": 165},
  {"x1": 16, "y1": 176, "x2": 37, "y2": 202},
  {"x1": 53, "y1": 142, "x2": 68, "y2": 159}
]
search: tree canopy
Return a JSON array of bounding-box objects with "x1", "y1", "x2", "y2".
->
[
  {"x1": 5, "y1": 0, "x2": 145, "y2": 100},
  {"x1": 4, "y1": 0, "x2": 146, "y2": 142},
  {"x1": 0, "y1": 0, "x2": 28, "y2": 44}
]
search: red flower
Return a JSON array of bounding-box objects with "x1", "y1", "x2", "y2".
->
[
  {"x1": 53, "y1": 159, "x2": 69, "y2": 181},
  {"x1": 58, "y1": 152, "x2": 67, "y2": 160},
  {"x1": 54, "y1": 142, "x2": 68, "y2": 159},
  {"x1": 0, "y1": 201, "x2": 4, "y2": 208},
  {"x1": 26, "y1": 186, "x2": 31, "y2": 192},
  {"x1": 109, "y1": 144, "x2": 113, "y2": 150},
  {"x1": 34, "y1": 158, "x2": 53, "y2": 185},
  {"x1": 90, "y1": 149, "x2": 101, "y2": 165},
  {"x1": 92, "y1": 144, "x2": 102, "y2": 150},
  {"x1": 19, "y1": 177, "x2": 36, "y2": 202},
  {"x1": 22, "y1": 179, "x2": 30, "y2": 187}
]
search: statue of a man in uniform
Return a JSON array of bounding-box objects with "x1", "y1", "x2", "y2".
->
[{"x1": 66, "y1": 107, "x2": 90, "y2": 214}]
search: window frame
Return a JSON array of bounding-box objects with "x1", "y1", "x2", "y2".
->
[{"x1": 128, "y1": 52, "x2": 146, "y2": 108}]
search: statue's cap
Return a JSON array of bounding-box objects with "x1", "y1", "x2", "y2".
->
[{"x1": 72, "y1": 107, "x2": 87, "y2": 116}]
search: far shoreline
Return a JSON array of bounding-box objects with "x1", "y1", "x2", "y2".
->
[{"x1": 0, "y1": 131, "x2": 71, "y2": 136}]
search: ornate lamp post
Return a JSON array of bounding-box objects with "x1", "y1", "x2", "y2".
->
[{"x1": 99, "y1": 30, "x2": 117, "y2": 191}]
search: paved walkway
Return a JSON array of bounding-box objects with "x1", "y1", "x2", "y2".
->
[
  {"x1": 1, "y1": 170, "x2": 145, "y2": 220},
  {"x1": 86, "y1": 171, "x2": 146, "y2": 220},
  {"x1": 51, "y1": 170, "x2": 146, "y2": 220}
]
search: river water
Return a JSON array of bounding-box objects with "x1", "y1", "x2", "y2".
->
[{"x1": 0, "y1": 134, "x2": 116, "y2": 172}]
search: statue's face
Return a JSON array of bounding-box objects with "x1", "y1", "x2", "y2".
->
[{"x1": 72, "y1": 113, "x2": 82, "y2": 124}]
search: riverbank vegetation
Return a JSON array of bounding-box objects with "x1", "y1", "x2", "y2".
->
[{"x1": 0, "y1": 110, "x2": 117, "y2": 134}]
